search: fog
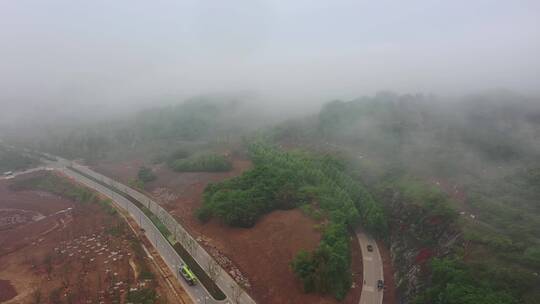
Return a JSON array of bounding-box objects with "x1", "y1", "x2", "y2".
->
[
  {"x1": 1, "y1": 0, "x2": 540, "y2": 124},
  {"x1": 1, "y1": 3, "x2": 540, "y2": 303}
]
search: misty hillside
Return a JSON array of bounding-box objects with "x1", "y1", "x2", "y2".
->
[
  {"x1": 273, "y1": 91, "x2": 540, "y2": 303},
  {"x1": 2, "y1": 2, "x2": 540, "y2": 304},
  {"x1": 3, "y1": 91, "x2": 540, "y2": 304}
]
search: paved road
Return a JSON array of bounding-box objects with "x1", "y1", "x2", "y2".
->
[
  {"x1": 322, "y1": 142, "x2": 385, "y2": 304},
  {"x1": 357, "y1": 230, "x2": 384, "y2": 304},
  {"x1": 35, "y1": 155, "x2": 255, "y2": 304},
  {"x1": 60, "y1": 167, "x2": 220, "y2": 304},
  {"x1": 37, "y1": 152, "x2": 383, "y2": 304}
]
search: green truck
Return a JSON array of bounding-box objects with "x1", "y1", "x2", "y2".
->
[{"x1": 179, "y1": 263, "x2": 197, "y2": 285}]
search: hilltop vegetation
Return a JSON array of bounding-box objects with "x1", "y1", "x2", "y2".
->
[
  {"x1": 272, "y1": 91, "x2": 540, "y2": 304},
  {"x1": 199, "y1": 140, "x2": 387, "y2": 299},
  {"x1": 0, "y1": 145, "x2": 40, "y2": 172},
  {"x1": 17, "y1": 97, "x2": 258, "y2": 162},
  {"x1": 6, "y1": 91, "x2": 540, "y2": 303}
]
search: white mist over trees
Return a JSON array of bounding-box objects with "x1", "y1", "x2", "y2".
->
[{"x1": 1, "y1": 1, "x2": 539, "y2": 123}]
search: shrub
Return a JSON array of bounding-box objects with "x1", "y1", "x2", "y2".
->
[
  {"x1": 414, "y1": 258, "x2": 518, "y2": 304},
  {"x1": 170, "y1": 149, "x2": 190, "y2": 160},
  {"x1": 165, "y1": 149, "x2": 191, "y2": 166},
  {"x1": 291, "y1": 223, "x2": 351, "y2": 300},
  {"x1": 138, "y1": 166, "x2": 156, "y2": 183},
  {"x1": 195, "y1": 207, "x2": 212, "y2": 223},
  {"x1": 524, "y1": 246, "x2": 540, "y2": 267},
  {"x1": 170, "y1": 154, "x2": 232, "y2": 172},
  {"x1": 127, "y1": 288, "x2": 157, "y2": 304},
  {"x1": 128, "y1": 178, "x2": 144, "y2": 190}
]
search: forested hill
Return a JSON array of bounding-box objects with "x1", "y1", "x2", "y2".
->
[
  {"x1": 273, "y1": 91, "x2": 540, "y2": 304},
  {"x1": 319, "y1": 91, "x2": 540, "y2": 164},
  {"x1": 14, "y1": 97, "x2": 264, "y2": 162}
]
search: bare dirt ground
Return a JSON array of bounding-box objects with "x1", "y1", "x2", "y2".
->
[
  {"x1": 92, "y1": 157, "x2": 363, "y2": 304},
  {"x1": 0, "y1": 280, "x2": 16, "y2": 302},
  {"x1": 0, "y1": 174, "x2": 178, "y2": 304}
]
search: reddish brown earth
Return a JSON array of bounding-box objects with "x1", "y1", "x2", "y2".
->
[
  {"x1": 0, "y1": 280, "x2": 17, "y2": 302},
  {"x1": 0, "y1": 173, "x2": 175, "y2": 304},
  {"x1": 93, "y1": 157, "x2": 363, "y2": 304},
  {"x1": 377, "y1": 240, "x2": 397, "y2": 304}
]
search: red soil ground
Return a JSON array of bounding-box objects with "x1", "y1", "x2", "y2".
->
[
  {"x1": 93, "y1": 157, "x2": 363, "y2": 304},
  {"x1": 0, "y1": 173, "x2": 173, "y2": 304},
  {"x1": 0, "y1": 280, "x2": 17, "y2": 302}
]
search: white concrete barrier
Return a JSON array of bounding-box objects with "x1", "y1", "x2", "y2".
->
[{"x1": 68, "y1": 164, "x2": 255, "y2": 304}]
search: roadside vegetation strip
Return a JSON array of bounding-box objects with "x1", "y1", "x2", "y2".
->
[{"x1": 66, "y1": 165, "x2": 227, "y2": 301}]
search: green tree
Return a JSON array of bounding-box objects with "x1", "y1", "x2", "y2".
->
[{"x1": 138, "y1": 166, "x2": 156, "y2": 183}]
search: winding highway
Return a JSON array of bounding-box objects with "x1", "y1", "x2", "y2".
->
[
  {"x1": 37, "y1": 157, "x2": 255, "y2": 304},
  {"x1": 357, "y1": 230, "x2": 384, "y2": 304},
  {"x1": 6, "y1": 149, "x2": 385, "y2": 304}
]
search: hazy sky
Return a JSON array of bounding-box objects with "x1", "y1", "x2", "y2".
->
[{"x1": 1, "y1": 0, "x2": 539, "y2": 113}]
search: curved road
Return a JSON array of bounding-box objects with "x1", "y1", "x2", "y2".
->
[
  {"x1": 60, "y1": 167, "x2": 218, "y2": 304},
  {"x1": 323, "y1": 141, "x2": 386, "y2": 304},
  {"x1": 37, "y1": 156, "x2": 247, "y2": 304},
  {"x1": 357, "y1": 230, "x2": 384, "y2": 304},
  {"x1": 33, "y1": 151, "x2": 383, "y2": 304}
]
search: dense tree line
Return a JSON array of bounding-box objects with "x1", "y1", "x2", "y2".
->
[
  {"x1": 414, "y1": 258, "x2": 517, "y2": 304},
  {"x1": 291, "y1": 222, "x2": 351, "y2": 299},
  {"x1": 198, "y1": 140, "x2": 387, "y2": 299},
  {"x1": 21, "y1": 97, "x2": 250, "y2": 163},
  {"x1": 309, "y1": 92, "x2": 540, "y2": 303}
]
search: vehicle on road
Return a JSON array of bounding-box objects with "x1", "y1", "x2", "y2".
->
[
  {"x1": 377, "y1": 279, "x2": 384, "y2": 290},
  {"x1": 3, "y1": 171, "x2": 13, "y2": 176},
  {"x1": 179, "y1": 263, "x2": 197, "y2": 285},
  {"x1": 367, "y1": 244, "x2": 373, "y2": 252}
]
